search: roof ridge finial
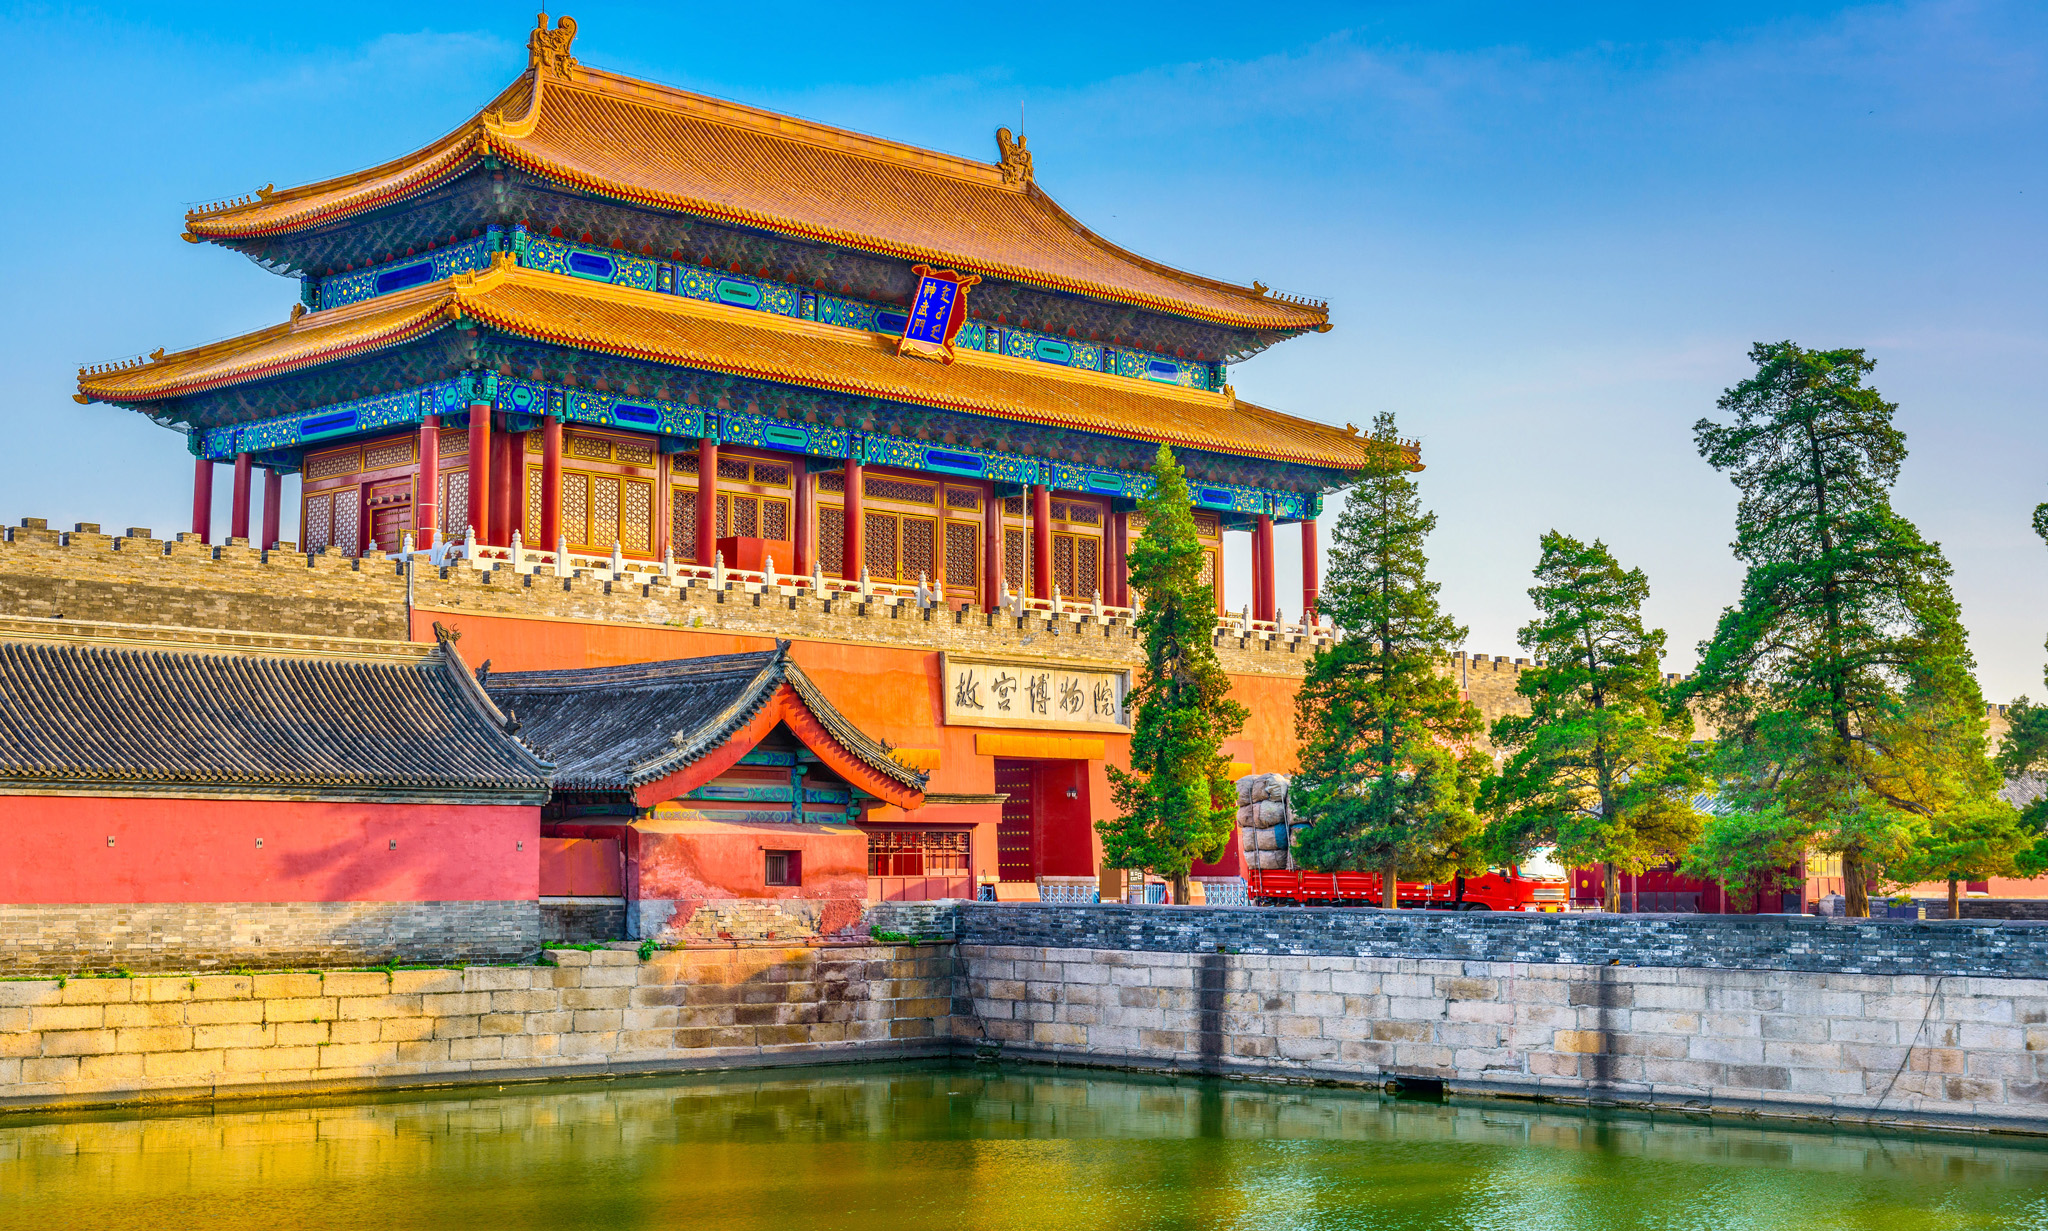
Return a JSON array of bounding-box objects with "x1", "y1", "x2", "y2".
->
[
  {"x1": 995, "y1": 127, "x2": 1033, "y2": 187},
  {"x1": 528, "y1": 11, "x2": 578, "y2": 79}
]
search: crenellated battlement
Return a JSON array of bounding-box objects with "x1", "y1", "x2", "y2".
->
[{"x1": 0, "y1": 518, "x2": 1322, "y2": 677}]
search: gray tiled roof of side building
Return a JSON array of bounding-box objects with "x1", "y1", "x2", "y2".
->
[
  {"x1": 0, "y1": 633, "x2": 552, "y2": 802},
  {"x1": 483, "y1": 642, "x2": 925, "y2": 794}
]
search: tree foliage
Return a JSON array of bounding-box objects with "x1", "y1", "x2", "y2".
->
[
  {"x1": 1481, "y1": 532, "x2": 1704, "y2": 909},
  {"x1": 1290, "y1": 413, "x2": 1487, "y2": 903},
  {"x1": 1096, "y1": 446, "x2": 1248, "y2": 901},
  {"x1": 1680, "y1": 341, "x2": 2010, "y2": 916}
]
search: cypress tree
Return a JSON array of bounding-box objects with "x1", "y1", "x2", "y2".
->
[
  {"x1": 1482, "y1": 532, "x2": 1704, "y2": 910},
  {"x1": 1291, "y1": 413, "x2": 1486, "y2": 906},
  {"x1": 1682, "y1": 341, "x2": 2008, "y2": 916},
  {"x1": 1096, "y1": 445, "x2": 1248, "y2": 904}
]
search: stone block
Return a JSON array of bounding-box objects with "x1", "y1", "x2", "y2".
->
[
  {"x1": 103, "y1": 1001, "x2": 186, "y2": 1029},
  {"x1": 28, "y1": 1004, "x2": 103, "y2": 1032},
  {"x1": 188, "y1": 1024, "x2": 265, "y2": 1050},
  {"x1": 449, "y1": 1036, "x2": 505, "y2": 1062},
  {"x1": 184, "y1": 999, "x2": 266, "y2": 1028},
  {"x1": 318, "y1": 1042, "x2": 400, "y2": 1069},
  {"x1": 263, "y1": 997, "x2": 337, "y2": 1023},
  {"x1": 41, "y1": 1029, "x2": 119, "y2": 1056},
  {"x1": 273, "y1": 1020, "x2": 330, "y2": 1047},
  {"x1": 251, "y1": 974, "x2": 322, "y2": 1000},
  {"x1": 321, "y1": 972, "x2": 393, "y2": 997},
  {"x1": 336, "y1": 994, "x2": 422, "y2": 1020},
  {"x1": 142, "y1": 1049, "x2": 224, "y2": 1079},
  {"x1": 327, "y1": 1019, "x2": 383, "y2": 1045},
  {"x1": 390, "y1": 969, "x2": 466, "y2": 995},
  {"x1": 59, "y1": 979, "x2": 132, "y2": 1005},
  {"x1": 76, "y1": 1051, "x2": 146, "y2": 1082}
]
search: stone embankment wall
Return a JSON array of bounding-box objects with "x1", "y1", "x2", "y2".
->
[
  {"x1": 953, "y1": 905, "x2": 2048, "y2": 1133},
  {"x1": 0, "y1": 943, "x2": 962, "y2": 1113}
]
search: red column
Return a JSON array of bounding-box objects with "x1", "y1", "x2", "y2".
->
[
  {"x1": 229, "y1": 453, "x2": 253, "y2": 542},
  {"x1": 540, "y1": 414, "x2": 562, "y2": 551},
  {"x1": 1031, "y1": 484, "x2": 1052, "y2": 600},
  {"x1": 1108, "y1": 509, "x2": 1129, "y2": 607},
  {"x1": 982, "y1": 486, "x2": 1002, "y2": 612},
  {"x1": 491, "y1": 428, "x2": 517, "y2": 546},
  {"x1": 416, "y1": 415, "x2": 440, "y2": 549},
  {"x1": 842, "y1": 456, "x2": 864, "y2": 581},
  {"x1": 1301, "y1": 517, "x2": 1319, "y2": 622},
  {"x1": 467, "y1": 406, "x2": 491, "y2": 544},
  {"x1": 261, "y1": 469, "x2": 282, "y2": 551},
  {"x1": 791, "y1": 455, "x2": 811, "y2": 575},
  {"x1": 696, "y1": 437, "x2": 719, "y2": 565},
  {"x1": 1255, "y1": 513, "x2": 1276, "y2": 622},
  {"x1": 191, "y1": 459, "x2": 214, "y2": 543}
]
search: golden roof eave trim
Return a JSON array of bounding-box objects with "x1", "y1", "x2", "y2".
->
[
  {"x1": 456, "y1": 266, "x2": 1369, "y2": 469},
  {"x1": 176, "y1": 61, "x2": 1326, "y2": 332}
]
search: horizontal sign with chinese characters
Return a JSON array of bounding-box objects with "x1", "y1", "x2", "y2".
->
[{"x1": 940, "y1": 653, "x2": 1128, "y2": 734}]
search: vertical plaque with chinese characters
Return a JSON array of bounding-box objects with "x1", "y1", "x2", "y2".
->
[{"x1": 940, "y1": 653, "x2": 1128, "y2": 733}]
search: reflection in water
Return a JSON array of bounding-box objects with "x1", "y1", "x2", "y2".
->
[{"x1": 1, "y1": 1062, "x2": 2045, "y2": 1230}]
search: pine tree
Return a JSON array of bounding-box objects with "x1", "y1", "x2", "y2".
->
[
  {"x1": 1681, "y1": 341, "x2": 2005, "y2": 916},
  {"x1": 1096, "y1": 446, "x2": 1247, "y2": 904},
  {"x1": 1291, "y1": 413, "x2": 1487, "y2": 906},
  {"x1": 1482, "y1": 533, "x2": 1704, "y2": 911}
]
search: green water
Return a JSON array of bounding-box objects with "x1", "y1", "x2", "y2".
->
[{"x1": 2, "y1": 1063, "x2": 2045, "y2": 1230}]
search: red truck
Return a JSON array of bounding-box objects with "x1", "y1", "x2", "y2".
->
[{"x1": 1247, "y1": 866, "x2": 1571, "y2": 912}]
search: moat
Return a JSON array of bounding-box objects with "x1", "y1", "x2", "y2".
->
[{"x1": 3, "y1": 1062, "x2": 2045, "y2": 1231}]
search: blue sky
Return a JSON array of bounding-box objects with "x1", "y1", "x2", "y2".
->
[{"x1": 6, "y1": 2, "x2": 2044, "y2": 698}]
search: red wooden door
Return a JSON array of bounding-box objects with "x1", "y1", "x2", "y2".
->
[{"x1": 995, "y1": 759, "x2": 1035, "y2": 882}]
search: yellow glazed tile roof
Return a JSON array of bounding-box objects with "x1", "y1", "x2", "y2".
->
[
  {"x1": 80, "y1": 261, "x2": 1393, "y2": 471},
  {"x1": 183, "y1": 45, "x2": 1327, "y2": 334}
]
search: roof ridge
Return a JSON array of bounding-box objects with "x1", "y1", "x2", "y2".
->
[
  {"x1": 563, "y1": 67, "x2": 1008, "y2": 189},
  {"x1": 0, "y1": 614, "x2": 433, "y2": 662}
]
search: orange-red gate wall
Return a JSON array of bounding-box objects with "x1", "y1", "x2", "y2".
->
[{"x1": 414, "y1": 610, "x2": 1305, "y2": 885}]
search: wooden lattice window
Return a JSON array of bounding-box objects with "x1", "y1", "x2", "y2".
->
[
  {"x1": 867, "y1": 829, "x2": 969, "y2": 876},
  {"x1": 1077, "y1": 537, "x2": 1100, "y2": 596},
  {"x1": 672, "y1": 490, "x2": 697, "y2": 560},
  {"x1": 903, "y1": 518, "x2": 936, "y2": 581},
  {"x1": 1199, "y1": 548, "x2": 1217, "y2": 597},
  {"x1": 945, "y1": 487, "x2": 981, "y2": 510},
  {"x1": 1052, "y1": 536, "x2": 1074, "y2": 595},
  {"x1": 364, "y1": 439, "x2": 414, "y2": 470},
  {"x1": 561, "y1": 473, "x2": 589, "y2": 546},
  {"x1": 816, "y1": 470, "x2": 845, "y2": 493},
  {"x1": 818, "y1": 506, "x2": 845, "y2": 574},
  {"x1": 945, "y1": 522, "x2": 978, "y2": 588},
  {"x1": 527, "y1": 433, "x2": 543, "y2": 453},
  {"x1": 622, "y1": 480, "x2": 651, "y2": 552},
  {"x1": 1064, "y1": 502, "x2": 1101, "y2": 526},
  {"x1": 332, "y1": 492, "x2": 360, "y2": 556},
  {"x1": 763, "y1": 500, "x2": 789, "y2": 542},
  {"x1": 1004, "y1": 528, "x2": 1027, "y2": 591},
  {"x1": 526, "y1": 467, "x2": 544, "y2": 540},
  {"x1": 438, "y1": 432, "x2": 467, "y2": 458},
  {"x1": 866, "y1": 477, "x2": 936, "y2": 504},
  {"x1": 1003, "y1": 496, "x2": 1024, "y2": 516},
  {"x1": 751, "y1": 462, "x2": 790, "y2": 487},
  {"x1": 717, "y1": 457, "x2": 751, "y2": 481},
  {"x1": 305, "y1": 448, "x2": 359, "y2": 481},
  {"x1": 441, "y1": 472, "x2": 468, "y2": 537},
  {"x1": 865, "y1": 512, "x2": 898, "y2": 578},
  {"x1": 1192, "y1": 512, "x2": 1220, "y2": 538},
  {"x1": 569, "y1": 435, "x2": 611, "y2": 461},
  {"x1": 593, "y1": 478, "x2": 620, "y2": 546},
  {"x1": 615, "y1": 441, "x2": 655, "y2": 466},
  {"x1": 302, "y1": 493, "x2": 333, "y2": 552},
  {"x1": 672, "y1": 452, "x2": 699, "y2": 474}
]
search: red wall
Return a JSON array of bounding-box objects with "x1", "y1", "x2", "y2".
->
[
  {"x1": 415, "y1": 608, "x2": 1313, "y2": 884},
  {"x1": 631, "y1": 824, "x2": 866, "y2": 903},
  {"x1": 0, "y1": 795, "x2": 538, "y2": 903}
]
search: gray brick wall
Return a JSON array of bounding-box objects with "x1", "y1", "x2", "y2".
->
[
  {"x1": 949, "y1": 903, "x2": 2048, "y2": 979},
  {"x1": 0, "y1": 902, "x2": 540, "y2": 975}
]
